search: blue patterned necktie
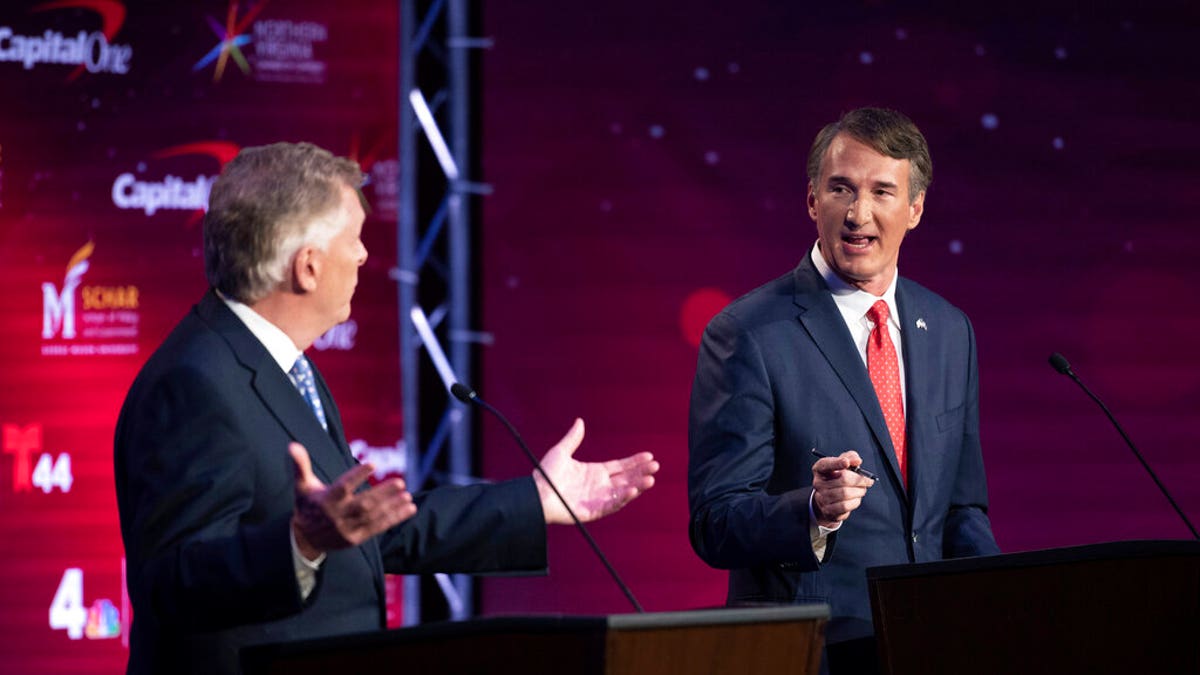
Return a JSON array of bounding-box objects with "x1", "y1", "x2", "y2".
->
[{"x1": 288, "y1": 355, "x2": 328, "y2": 431}]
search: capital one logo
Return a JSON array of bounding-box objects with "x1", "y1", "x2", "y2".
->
[
  {"x1": 0, "y1": 0, "x2": 133, "y2": 80},
  {"x1": 111, "y1": 141, "x2": 239, "y2": 217},
  {"x1": 42, "y1": 240, "x2": 91, "y2": 339}
]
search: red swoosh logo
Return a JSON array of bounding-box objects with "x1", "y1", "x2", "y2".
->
[
  {"x1": 32, "y1": 0, "x2": 126, "y2": 40},
  {"x1": 153, "y1": 141, "x2": 241, "y2": 168},
  {"x1": 151, "y1": 141, "x2": 241, "y2": 227}
]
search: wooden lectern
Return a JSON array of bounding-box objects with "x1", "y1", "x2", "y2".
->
[
  {"x1": 868, "y1": 539, "x2": 1200, "y2": 675},
  {"x1": 242, "y1": 605, "x2": 829, "y2": 675}
]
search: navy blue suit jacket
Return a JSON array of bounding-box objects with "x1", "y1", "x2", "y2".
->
[
  {"x1": 115, "y1": 291, "x2": 547, "y2": 674},
  {"x1": 688, "y1": 252, "x2": 999, "y2": 643}
]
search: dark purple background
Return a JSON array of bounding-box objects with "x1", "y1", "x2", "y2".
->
[{"x1": 480, "y1": 1, "x2": 1200, "y2": 613}]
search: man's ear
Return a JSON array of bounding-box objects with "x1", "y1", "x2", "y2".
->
[
  {"x1": 906, "y1": 190, "x2": 926, "y2": 231},
  {"x1": 292, "y1": 246, "x2": 321, "y2": 293},
  {"x1": 806, "y1": 181, "x2": 818, "y2": 222}
]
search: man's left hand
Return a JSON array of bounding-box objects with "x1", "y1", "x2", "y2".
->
[{"x1": 534, "y1": 418, "x2": 659, "y2": 524}]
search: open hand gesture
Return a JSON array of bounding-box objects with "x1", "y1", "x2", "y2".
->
[
  {"x1": 535, "y1": 419, "x2": 660, "y2": 525},
  {"x1": 289, "y1": 442, "x2": 417, "y2": 559}
]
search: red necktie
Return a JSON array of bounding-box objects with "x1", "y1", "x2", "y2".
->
[{"x1": 866, "y1": 300, "x2": 906, "y2": 484}]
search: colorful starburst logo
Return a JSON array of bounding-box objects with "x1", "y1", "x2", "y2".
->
[{"x1": 193, "y1": 0, "x2": 268, "y2": 82}]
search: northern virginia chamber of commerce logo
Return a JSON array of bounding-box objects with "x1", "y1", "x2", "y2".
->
[
  {"x1": 0, "y1": 0, "x2": 132, "y2": 80},
  {"x1": 41, "y1": 240, "x2": 140, "y2": 357},
  {"x1": 347, "y1": 130, "x2": 399, "y2": 222},
  {"x1": 111, "y1": 140, "x2": 240, "y2": 218},
  {"x1": 194, "y1": 0, "x2": 329, "y2": 85}
]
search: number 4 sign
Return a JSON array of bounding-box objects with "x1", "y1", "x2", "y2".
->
[
  {"x1": 49, "y1": 568, "x2": 120, "y2": 640},
  {"x1": 49, "y1": 568, "x2": 86, "y2": 639}
]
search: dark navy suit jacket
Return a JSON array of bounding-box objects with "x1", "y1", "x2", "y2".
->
[
  {"x1": 688, "y1": 252, "x2": 999, "y2": 643},
  {"x1": 115, "y1": 291, "x2": 546, "y2": 674}
]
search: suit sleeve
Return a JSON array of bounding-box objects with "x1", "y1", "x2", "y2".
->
[
  {"x1": 377, "y1": 477, "x2": 547, "y2": 575},
  {"x1": 688, "y1": 312, "x2": 821, "y2": 571},
  {"x1": 116, "y1": 365, "x2": 303, "y2": 632},
  {"x1": 943, "y1": 315, "x2": 1001, "y2": 558}
]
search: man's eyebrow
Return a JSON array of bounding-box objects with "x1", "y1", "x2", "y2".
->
[{"x1": 824, "y1": 175, "x2": 898, "y2": 188}]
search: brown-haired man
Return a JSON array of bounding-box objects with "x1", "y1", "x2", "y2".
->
[{"x1": 689, "y1": 108, "x2": 999, "y2": 673}]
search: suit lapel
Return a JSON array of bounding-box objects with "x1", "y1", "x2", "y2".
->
[
  {"x1": 308, "y1": 357, "x2": 387, "y2": 586},
  {"x1": 896, "y1": 280, "x2": 931, "y2": 509},
  {"x1": 196, "y1": 292, "x2": 352, "y2": 484},
  {"x1": 792, "y1": 258, "x2": 907, "y2": 495},
  {"x1": 251, "y1": 367, "x2": 352, "y2": 483},
  {"x1": 310, "y1": 364, "x2": 354, "y2": 462}
]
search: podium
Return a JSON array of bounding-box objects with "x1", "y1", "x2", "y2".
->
[
  {"x1": 242, "y1": 605, "x2": 829, "y2": 675},
  {"x1": 868, "y1": 540, "x2": 1200, "y2": 675}
]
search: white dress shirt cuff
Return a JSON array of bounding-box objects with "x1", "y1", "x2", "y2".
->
[
  {"x1": 290, "y1": 526, "x2": 326, "y2": 601},
  {"x1": 808, "y1": 491, "x2": 842, "y2": 562}
]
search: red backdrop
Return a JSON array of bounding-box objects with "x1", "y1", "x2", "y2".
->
[{"x1": 0, "y1": 2, "x2": 400, "y2": 672}]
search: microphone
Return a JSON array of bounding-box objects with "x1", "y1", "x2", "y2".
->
[
  {"x1": 1048, "y1": 352, "x2": 1072, "y2": 376},
  {"x1": 409, "y1": 307, "x2": 644, "y2": 612},
  {"x1": 1048, "y1": 352, "x2": 1199, "y2": 540},
  {"x1": 450, "y1": 382, "x2": 645, "y2": 613}
]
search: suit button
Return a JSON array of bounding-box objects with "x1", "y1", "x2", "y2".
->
[{"x1": 911, "y1": 533, "x2": 918, "y2": 543}]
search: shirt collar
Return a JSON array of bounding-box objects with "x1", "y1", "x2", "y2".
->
[
  {"x1": 810, "y1": 240, "x2": 901, "y2": 329},
  {"x1": 216, "y1": 289, "x2": 303, "y2": 374}
]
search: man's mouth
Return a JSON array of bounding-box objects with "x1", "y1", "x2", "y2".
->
[{"x1": 842, "y1": 234, "x2": 877, "y2": 250}]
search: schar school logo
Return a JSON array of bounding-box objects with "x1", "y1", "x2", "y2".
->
[
  {"x1": 194, "y1": 0, "x2": 329, "y2": 85},
  {"x1": 111, "y1": 141, "x2": 239, "y2": 218},
  {"x1": 41, "y1": 241, "x2": 140, "y2": 357},
  {"x1": 0, "y1": 0, "x2": 133, "y2": 80}
]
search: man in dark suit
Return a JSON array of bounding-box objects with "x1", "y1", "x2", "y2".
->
[
  {"x1": 688, "y1": 108, "x2": 1000, "y2": 673},
  {"x1": 115, "y1": 142, "x2": 658, "y2": 675}
]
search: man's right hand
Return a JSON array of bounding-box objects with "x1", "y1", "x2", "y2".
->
[
  {"x1": 811, "y1": 450, "x2": 874, "y2": 529},
  {"x1": 289, "y1": 442, "x2": 416, "y2": 560}
]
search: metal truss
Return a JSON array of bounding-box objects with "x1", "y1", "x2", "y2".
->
[{"x1": 397, "y1": 0, "x2": 491, "y2": 625}]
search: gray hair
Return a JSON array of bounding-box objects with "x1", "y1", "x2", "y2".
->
[
  {"x1": 806, "y1": 107, "x2": 932, "y2": 203},
  {"x1": 203, "y1": 142, "x2": 364, "y2": 303}
]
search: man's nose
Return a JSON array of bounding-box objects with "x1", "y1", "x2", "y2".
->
[{"x1": 845, "y1": 197, "x2": 871, "y2": 226}]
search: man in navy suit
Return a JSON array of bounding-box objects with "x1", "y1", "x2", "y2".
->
[
  {"x1": 688, "y1": 108, "x2": 999, "y2": 673},
  {"x1": 115, "y1": 142, "x2": 658, "y2": 675}
]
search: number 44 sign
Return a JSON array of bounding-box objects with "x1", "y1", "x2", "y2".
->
[
  {"x1": 32, "y1": 453, "x2": 73, "y2": 493},
  {"x1": 49, "y1": 568, "x2": 120, "y2": 640}
]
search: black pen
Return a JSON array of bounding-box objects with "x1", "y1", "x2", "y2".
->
[{"x1": 810, "y1": 448, "x2": 878, "y2": 481}]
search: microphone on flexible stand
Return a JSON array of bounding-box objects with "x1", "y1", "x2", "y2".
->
[
  {"x1": 450, "y1": 382, "x2": 645, "y2": 613},
  {"x1": 1048, "y1": 352, "x2": 1199, "y2": 540},
  {"x1": 409, "y1": 306, "x2": 644, "y2": 612}
]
